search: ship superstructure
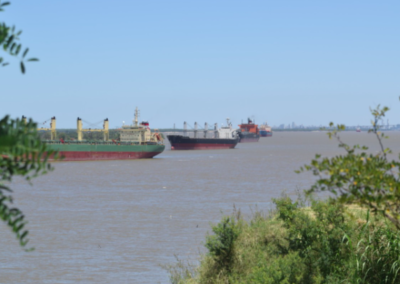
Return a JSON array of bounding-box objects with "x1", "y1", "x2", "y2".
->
[{"x1": 119, "y1": 108, "x2": 162, "y2": 144}]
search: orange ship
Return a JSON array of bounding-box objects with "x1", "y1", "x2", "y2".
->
[{"x1": 238, "y1": 118, "x2": 260, "y2": 142}]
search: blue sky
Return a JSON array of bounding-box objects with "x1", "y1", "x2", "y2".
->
[{"x1": 2, "y1": 1, "x2": 400, "y2": 129}]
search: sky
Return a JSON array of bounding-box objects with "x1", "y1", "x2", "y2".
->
[{"x1": 2, "y1": 1, "x2": 400, "y2": 129}]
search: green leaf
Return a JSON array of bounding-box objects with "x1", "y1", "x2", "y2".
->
[
  {"x1": 27, "y1": 58, "x2": 38, "y2": 62},
  {"x1": 22, "y1": 47, "x2": 28, "y2": 58},
  {"x1": 19, "y1": 229, "x2": 28, "y2": 239},
  {"x1": 20, "y1": 61, "x2": 25, "y2": 73},
  {"x1": 10, "y1": 42, "x2": 15, "y2": 53},
  {"x1": 15, "y1": 44, "x2": 21, "y2": 55},
  {"x1": 5, "y1": 34, "x2": 14, "y2": 48}
]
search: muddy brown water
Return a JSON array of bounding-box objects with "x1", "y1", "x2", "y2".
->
[{"x1": 1, "y1": 131, "x2": 400, "y2": 283}]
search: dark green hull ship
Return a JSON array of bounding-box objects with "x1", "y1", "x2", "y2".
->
[{"x1": 46, "y1": 141, "x2": 165, "y2": 161}]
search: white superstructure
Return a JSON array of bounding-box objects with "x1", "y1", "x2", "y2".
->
[{"x1": 216, "y1": 118, "x2": 238, "y2": 139}]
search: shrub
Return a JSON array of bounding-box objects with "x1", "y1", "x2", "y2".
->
[
  {"x1": 205, "y1": 216, "x2": 240, "y2": 273},
  {"x1": 273, "y1": 197, "x2": 353, "y2": 283},
  {"x1": 247, "y1": 252, "x2": 306, "y2": 284},
  {"x1": 351, "y1": 212, "x2": 400, "y2": 284}
]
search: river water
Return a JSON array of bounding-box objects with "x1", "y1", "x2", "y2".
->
[{"x1": 2, "y1": 131, "x2": 400, "y2": 283}]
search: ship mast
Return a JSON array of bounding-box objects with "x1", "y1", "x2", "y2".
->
[
  {"x1": 134, "y1": 107, "x2": 139, "y2": 127},
  {"x1": 226, "y1": 118, "x2": 231, "y2": 129}
]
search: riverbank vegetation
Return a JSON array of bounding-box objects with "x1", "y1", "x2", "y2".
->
[
  {"x1": 168, "y1": 197, "x2": 400, "y2": 284},
  {"x1": 168, "y1": 106, "x2": 400, "y2": 283}
]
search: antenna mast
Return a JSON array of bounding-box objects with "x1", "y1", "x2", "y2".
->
[{"x1": 134, "y1": 107, "x2": 139, "y2": 127}]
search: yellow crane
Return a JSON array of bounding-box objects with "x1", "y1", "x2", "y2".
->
[
  {"x1": 77, "y1": 118, "x2": 109, "y2": 141},
  {"x1": 37, "y1": 116, "x2": 57, "y2": 140}
]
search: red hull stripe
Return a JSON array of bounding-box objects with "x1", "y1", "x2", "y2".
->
[
  {"x1": 57, "y1": 151, "x2": 161, "y2": 161},
  {"x1": 171, "y1": 143, "x2": 236, "y2": 150}
]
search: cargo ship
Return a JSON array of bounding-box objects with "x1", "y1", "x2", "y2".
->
[
  {"x1": 37, "y1": 108, "x2": 165, "y2": 161},
  {"x1": 259, "y1": 123, "x2": 272, "y2": 137},
  {"x1": 238, "y1": 118, "x2": 260, "y2": 142},
  {"x1": 167, "y1": 119, "x2": 239, "y2": 150}
]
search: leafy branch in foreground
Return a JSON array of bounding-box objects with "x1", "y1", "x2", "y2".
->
[
  {"x1": 0, "y1": 116, "x2": 58, "y2": 249},
  {"x1": 0, "y1": 0, "x2": 38, "y2": 73},
  {"x1": 297, "y1": 105, "x2": 400, "y2": 228}
]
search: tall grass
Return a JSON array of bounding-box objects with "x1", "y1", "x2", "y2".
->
[
  {"x1": 351, "y1": 211, "x2": 400, "y2": 284},
  {"x1": 163, "y1": 255, "x2": 197, "y2": 284},
  {"x1": 166, "y1": 197, "x2": 400, "y2": 283}
]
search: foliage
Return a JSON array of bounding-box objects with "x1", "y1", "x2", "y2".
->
[
  {"x1": 248, "y1": 251, "x2": 305, "y2": 284},
  {"x1": 0, "y1": 0, "x2": 38, "y2": 73},
  {"x1": 297, "y1": 106, "x2": 400, "y2": 229},
  {"x1": 274, "y1": 197, "x2": 352, "y2": 282},
  {"x1": 163, "y1": 255, "x2": 197, "y2": 284},
  {"x1": 205, "y1": 216, "x2": 240, "y2": 273},
  {"x1": 352, "y1": 211, "x2": 400, "y2": 284},
  {"x1": 1, "y1": 0, "x2": 48, "y2": 250},
  {"x1": 0, "y1": 116, "x2": 57, "y2": 249},
  {"x1": 168, "y1": 197, "x2": 400, "y2": 284}
]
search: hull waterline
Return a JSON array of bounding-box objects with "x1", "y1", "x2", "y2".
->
[
  {"x1": 260, "y1": 131, "x2": 272, "y2": 137},
  {"x1": 45, "y1": 142, "x2": 165, "y2": 161},
  {"x1": 167, "y1": 135, "x2": 238, "y2": 150},
  {"x1": 170, "y1": 143, "x2": 237, "y2": 150},
  {"x1": 56, "y1": 151, "x2": 162, "y2": 161}
]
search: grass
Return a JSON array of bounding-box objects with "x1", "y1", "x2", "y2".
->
[{"x1": 166, "y1": 196, "x2": 400, "y2": 284}]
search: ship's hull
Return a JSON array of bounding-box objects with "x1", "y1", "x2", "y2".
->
[
  {"x1": 260, "y1": 130, "x2": 272, "y2": 137},
  {"x1": 167, "y1": 135, "x2": 238, "y2": 150},
  {"x1": 238, "y1": 132, "x2": 260, "y2": 143},
  {"x1": 46, "y1": 142, "x2": 165, "y2": 161}
]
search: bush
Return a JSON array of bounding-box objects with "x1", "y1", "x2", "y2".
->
[
  {"x1": 274, "y1": 197, "x2": 353, "y2": 282},
  {"x1": 352, "y1": 212, "x2": 400, "y2": 284},
  {"x1": 205, "y1": 216, "x2": 240, "y2": 273},
  {"x1": 248, "y1": 252, "x2": 305, "y2": 284},
  {"x1": 168, "y1": 197, "x2": 400, "y2": 284}
]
